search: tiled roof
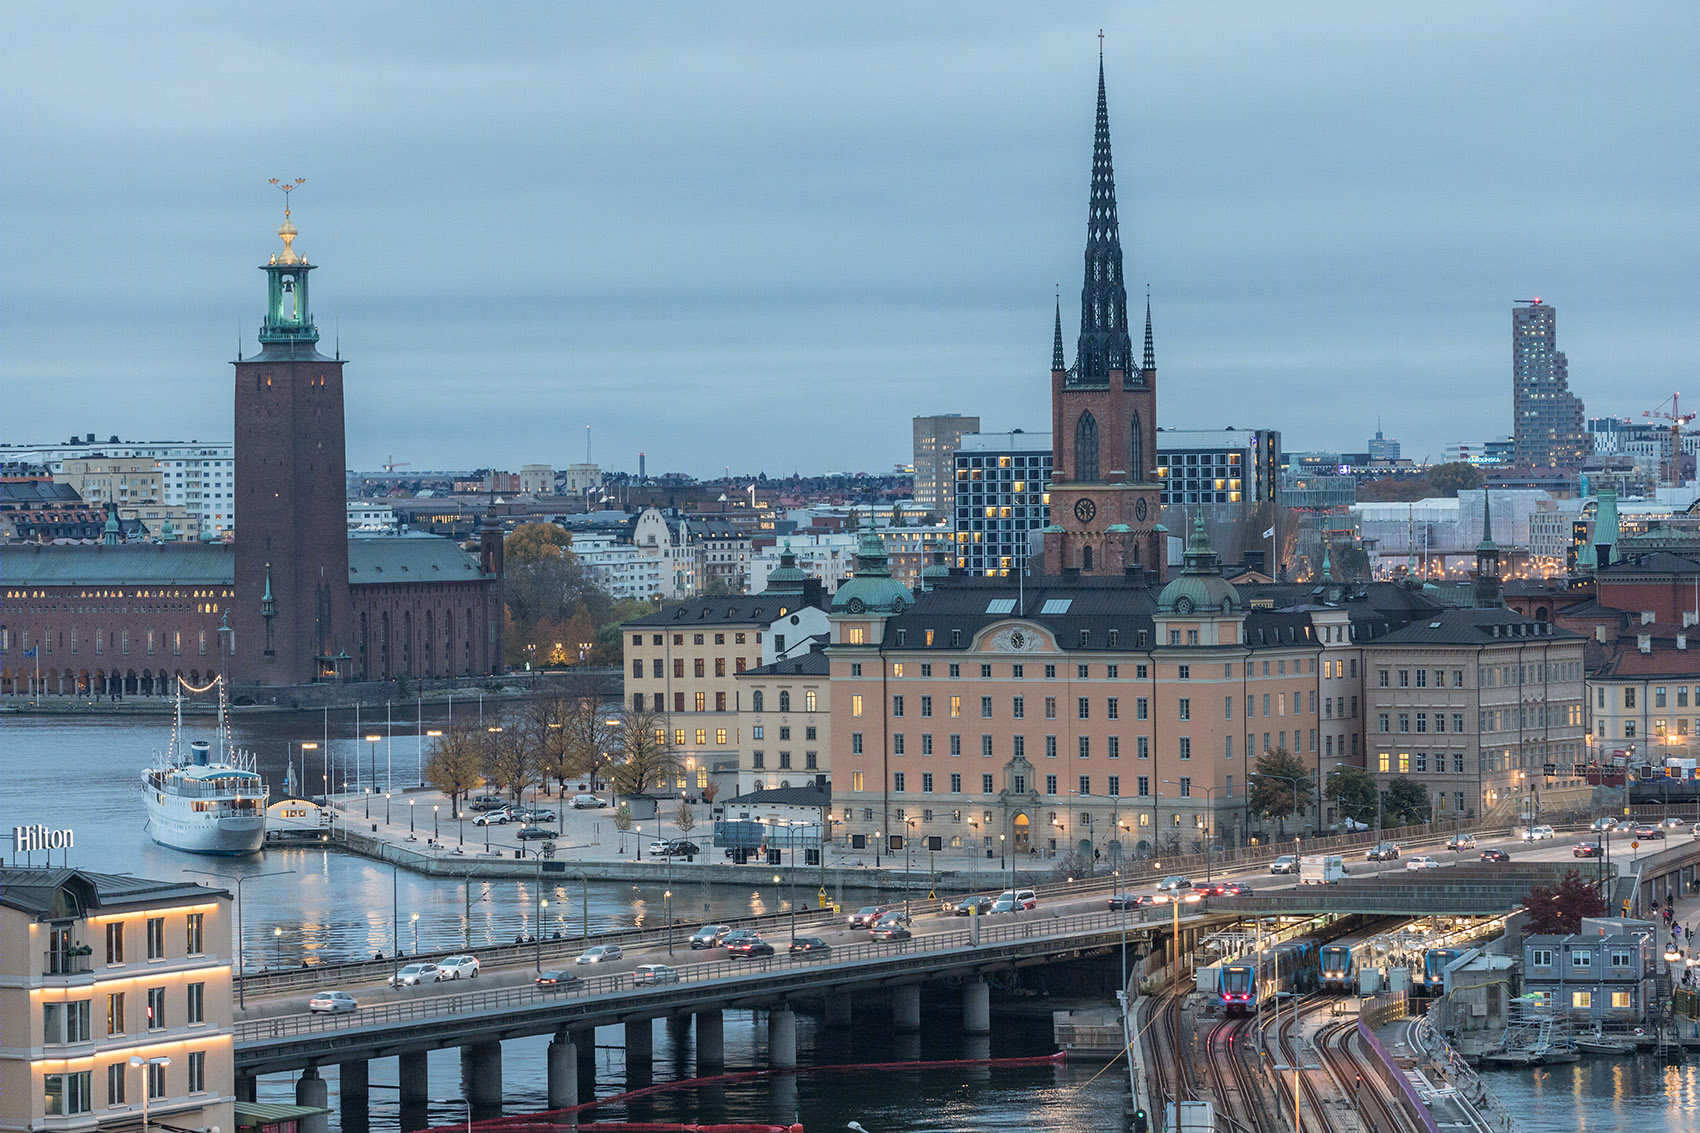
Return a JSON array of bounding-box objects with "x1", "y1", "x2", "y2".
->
[
  {"x1": 624, "y1": 595, "x2": 818, "y2": 627},
  {"x1": 743, "y1": 652, "x2": 829, "y2": 677},
  {"x1": 347, "y1": 535, "x2": 485, "y2": 584},
  {"x1": 1369, "y1": 606, "x2": 1581, "y2": 647},
  {"x1": 0, "y1": 542, "x2": 234, "y2": 585},
  {"x1": 0, "y1": 868, "x2": 225, "y2": 917}
]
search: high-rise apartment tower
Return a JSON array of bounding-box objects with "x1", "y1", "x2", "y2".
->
[{"x1": 1512, "y1": 300, "x2": 1589, "y2": 471}]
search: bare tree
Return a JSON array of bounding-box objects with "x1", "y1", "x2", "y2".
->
[
  {"x1": 673, "y1": 798, "x2": 697, "y2": 835},
  {"x1": 557, "y1": 674, "x2": 615, "y2": 789},
  {"x1": 607, "y1": 703, "x2": 680, "y2": 796},
  {"x1": 482, "y1": 720, "x2": 539, "y2": 802}
]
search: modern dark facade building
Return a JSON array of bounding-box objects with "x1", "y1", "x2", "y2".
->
[
  {"x1": 1044, "y1": 57, "x2": 1163, "y2": 580},
  {"x1": 1513, "y1": 300, "x2": 1589, "y2": 472}
]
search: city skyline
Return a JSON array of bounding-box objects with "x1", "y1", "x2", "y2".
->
[{"x1": 8, "y1": 4, "x2": 1698, "y2": 475}]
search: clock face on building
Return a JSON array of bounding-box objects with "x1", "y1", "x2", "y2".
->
[
  {"x1": 1135, "y1": 498, "x2": 1149, "y2": 522},
  {"x1": 1073, "y1": 498, "x2": 1097, "y2": 524}
]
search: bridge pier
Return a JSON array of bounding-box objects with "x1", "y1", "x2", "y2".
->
[
  {"x1": 696, "y1": 1009, "x2": 724, "y2": 1069},
  {"x1": 339, "y1": 1060, "x2": 369, "y2": 1130},
  {"x1": 398, "y1": 1051, "x2": 429, "y2": 1107},
  {"x1": 547, "y1": 1032, "x2": 580, "y2": 1110},
  {"x1": 625, "y1": 1019, "x2": 654, "y2": 1070},
  {"x1": 294, "y1": 1067, "x2": 329, "y2": 1133},
  {"x1": 236, "y1": 1073, "x2": 257, "y2": 1104},
  {"x1": 462, "y1": 1040, "x2": 503, "y2": 1110},
  {"x1": 893, "y1": 982, "x2": 922, "y2": 1031},
  {"x1": 768, "y1": 1004, "x2": 798, "y2": 1069},
  {"x1": 962, "y1": 978, "x2": 991, "y2": 1035}
]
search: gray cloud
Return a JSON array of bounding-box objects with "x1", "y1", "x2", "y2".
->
[{"x1": 8, "y1": 3, "x2": 1698, "y2": 473}]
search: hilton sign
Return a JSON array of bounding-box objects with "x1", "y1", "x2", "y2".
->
[{"x1": 13, "y1": 825, "x2": 75, "y2": 853}]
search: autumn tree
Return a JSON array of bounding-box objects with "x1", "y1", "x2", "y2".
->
[
  {"x1": 482, "y1": 720, "x2": 539, "y2": 801},
  {"x1": 1249, "y1": 748, "x2": 1315, "y2": 836},
  {"x1": 424, "y1": 723, "x2": 488, "y2": 813},
  {"x1": 1521, "y1": 871, "x2": 1607, "y2": 936},
  {"x1": 607, "y1": 703, "x2": 680, "y2": 796},
  {"x1": 673, "y1": 798, "x2": 698, "y2": 835},
  {"x1": 503, "y1": 523, "x2": 602, "y2": 667}
]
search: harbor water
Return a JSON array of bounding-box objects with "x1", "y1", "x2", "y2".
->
[{"x1": 3, "y1": 708, "x2": 1131, "y2": 1131}]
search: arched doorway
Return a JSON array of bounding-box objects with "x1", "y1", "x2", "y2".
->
[{"x1": 1011, "y1": 813, "x2": 1031, "y2": 856}]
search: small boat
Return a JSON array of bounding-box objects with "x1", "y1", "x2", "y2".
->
[
  {"x1": 141, "y1": 680, "x2": 266, "y2": 855},
  {"x1": 1575, "y1": 1031, "x2": 1636, "y2": 1056}
]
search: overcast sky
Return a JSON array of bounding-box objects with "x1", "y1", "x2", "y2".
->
[{"x1": 9, "y1": 3, "x2": 1699, "y2": 477}]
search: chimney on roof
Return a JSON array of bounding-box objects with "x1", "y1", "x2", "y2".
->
[{"x1": 1643, "y1": 611, "x2": 1656, "y2": 625}]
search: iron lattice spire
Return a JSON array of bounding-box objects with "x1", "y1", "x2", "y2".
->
[
  {"x1": 1074, "y1": 53, "x2": 1132, "y2": 385},
  {"x1": 1142, "y1": 291, "x2": 1155, "y2": 374},
  {"x1": 1052, "y1": 296, "x2": 1066, "y2": 371}
]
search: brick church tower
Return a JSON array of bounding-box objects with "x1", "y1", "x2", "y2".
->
[
  {"x1": 232, "y1": 198, "x2": 353, "y2": 685},
  {"x1": 1044, "y1": 55, "x2": 1164, "y2": 580}
]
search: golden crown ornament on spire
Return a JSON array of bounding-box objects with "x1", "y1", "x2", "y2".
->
[{"x1": 268, "y1": 177, "x2": 306, "y2": 264}]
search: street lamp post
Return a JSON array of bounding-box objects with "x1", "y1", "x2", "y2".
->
[
  {"x1": 410, "y1": 799, "x2": 416, "y2": 835},
  {"x1": 365, "y1": 735, "x2": 381, "y2": 817},
  {"x1": 385, "y1": 792, "x2": 392, "y2": 825},
  {"x1": 185, "y1": 868, "x2": 295, "y2": 1008},
  {"x1": 1165, "y1": 780, "x2": 1224, "y2": 883},
  {"x1": 665, "y1": 889, "x2": 673, "y2": 955},
  {"x1": 904, "y1": 818, "x2": 917, "y2": 918},
  {"x1": 411, "y1": 912, "x2": 420, "y2": 956},
  {"x1": 1274, "y1": 1059, "x2": 1322, "y2": 1133},
  {"x1": 129, "y1": 1055, "x2": 171, "y2": 1133},
  {"x1": 874, "y1": 829, "x2": 882, "y2": 869}
]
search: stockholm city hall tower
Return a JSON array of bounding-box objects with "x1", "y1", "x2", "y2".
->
[
  {"x1": 1044, "y1": 54, "x2": 1164, "y2": 581},
  {"x1": 231, "y1": 193, "x2": 352, "y2": 685}
]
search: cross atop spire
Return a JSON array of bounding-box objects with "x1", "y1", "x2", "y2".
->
[{"x1": 1071, "y1": 48, "x2": 1132, "y2": 388}]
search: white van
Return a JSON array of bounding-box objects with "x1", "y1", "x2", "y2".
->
[
  {"x1": 1300, "y1": 854, "x2": 1349, "y2": 884},
  {"x1": 571, "y1": 793, "x2": 608, "y2": 809}
]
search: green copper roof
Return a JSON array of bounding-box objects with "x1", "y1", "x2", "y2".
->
[{"x1": 1155, "y1": 516, "x2": 1240, "y2": 614}]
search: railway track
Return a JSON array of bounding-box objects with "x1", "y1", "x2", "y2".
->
[{"x1": 1264, "y1": 997, "x2": 1424, "y2": 1133}]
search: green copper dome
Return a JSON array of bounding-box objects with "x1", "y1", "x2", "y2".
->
[
  {"x1": 1155, "y1": 516, "x2": 1239, "y2": 615},
  {"x1": 831, "y1": 515, "x2": 914, "y2": 615}
]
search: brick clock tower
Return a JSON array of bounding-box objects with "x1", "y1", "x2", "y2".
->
[
  {"x1": 232, "y1": 194, "x2": 352, "y2": 685},
  {"x1": 1044, "y1": 56, "x2": 1164, "y2": 581}
]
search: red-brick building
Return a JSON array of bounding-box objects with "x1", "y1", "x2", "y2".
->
[{"x1": 0, "y1": 209, "x2": 502, "y2": 696}]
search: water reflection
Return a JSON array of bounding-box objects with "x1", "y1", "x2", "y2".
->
[{"x1": 1482, "y1": 1055, "x2": 1700, "y2": 1131}]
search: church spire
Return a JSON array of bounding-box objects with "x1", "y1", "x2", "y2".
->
[
  {"x1": 1072, "y1": 48, "x2": 1133, "y2": 387},
  {"x1": 1142, "y1": 290, "x2": 1155, "y2": 374},
  {"x1": 1052, "y1": 296, "x2": 1066, "y2": 372}
]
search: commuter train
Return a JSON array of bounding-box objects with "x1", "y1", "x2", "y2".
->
[
  {"x1": 1412, "y1": 947, "x2": 1464, "y2": 998},
  {"x1": 1318, "y1": 940, "x2": 1360, "y2": 992},
  {"x1": 1215, "y1": 938, "x2": 1319, "y2": 1013}
]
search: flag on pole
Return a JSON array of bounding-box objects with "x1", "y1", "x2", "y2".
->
[{"x1": 1262, "y1": 527, "x2": 1275, "y2": 539}]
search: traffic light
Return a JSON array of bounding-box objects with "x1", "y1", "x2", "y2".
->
[{"x1": 1133, "y1": 1108, "x2": 1149, "y2": 1133}]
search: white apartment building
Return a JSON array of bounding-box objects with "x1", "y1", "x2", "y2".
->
[{"x1": 2, "y1": 439, "x2": 235, "y2": 536}]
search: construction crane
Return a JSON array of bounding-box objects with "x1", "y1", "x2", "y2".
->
[
  {"x1": 1643, "y1": 395, "x2": 1695, "y2": 488},
  {"x1": 381, "y1": 455, "x2": 412, "y2": 474}
]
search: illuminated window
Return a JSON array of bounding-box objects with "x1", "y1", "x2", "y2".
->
[
  {"x1": 851, "y1": 694, "x2": 864, "y2": 717},
  {"x1": 716, "y1": 729, "x2": 727, "y2": 745},
  {"x1": 695, "y1": 729, "x2": 707, "y2": 745}
]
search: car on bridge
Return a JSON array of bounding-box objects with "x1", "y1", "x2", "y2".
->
[
  {"x1": 473, "y1": 810, "x2": 513, "y2": 826},
  {"x1": 1405, "y1": 856, "x2": 1442, "y2": 870},
  {"x1": 1522, "y1": 825, "x2": 1556, "y2": 842},
  {"x1": 727, "y1": 934, "x2": 776, "y2": 958},
  {"x1": 847, "y1": 906, "x2": 889, "y2": 928},
  {"x1": 633, "y1": 964, "x2": 681, "y2": 986},
  {"x1": 576, "y1": 944, "x2": 623, "y2": 964},
  {"x1": 945, "y1": 895, "x2": 994, "y2": 916},
  {"x1": 1269, "y1": 855, "x2": 1298, "y2": 874},
  {"x1": 388, "y1": 963, "x2": 442, "y2": 987},
  {"x1": 1663, "y1": 817, "x2": 1687, "y2": 829},
  {"x1": 308, "y1": 990, "x2": 358, "y2": 1014},
  {"x1": 437, "y1": 954, "x2": 481, "y2": 979},
  {"x1": 535, "y1": 969, "x2": 581, "y2": 989},
  {"x1": 789, "y1": 936, "x2": 831, "y2": 956},
  {"x1": 1107, "y1": 893, "x2": 1152, "y2": 910},
  {"x1": 1480, "y1": 849, "x2": 1510, "y2": 863},
  {"x1": 1573, "y1": 842, "x2": 1603, "y2": 858},
  {"x1": 1635, "y1": 825, "x2": 1666, "y2": 839},
  {"x1": 517, "y1": 827, "x2": 553, "y2": 840},
  {"x1": 1155, "y1": 876, "x2": 1193, "y2": 893},
  {"x1": 1591, "y1": 817, "x2": 1619, "y2": 832},
  {"x1": 870, "y1": 921, "x2": 912, "y2": 942},
  {"x1": 1203, "y1": 881, "x2": 1253, "y2": 896},
  {"x1": 1445, "y1": 834, "x2": 1476, "y2": 851},
  {"x1": 1366, "y1": 843, "x2": 1400, "y2": 861},
  {"x1": 689, "y1": 924, "x2": 732, "y2": 949}
]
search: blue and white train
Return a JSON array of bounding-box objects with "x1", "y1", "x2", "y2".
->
[
  {"x1": 1413, "y1": 947, "x2": 1464, "y2": 998},
  {"x1": 1215, "y1": 938, "x2": 1320, "y2": 1013}
]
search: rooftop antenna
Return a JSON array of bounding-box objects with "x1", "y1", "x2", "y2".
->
[
  {"x1": 586, "y1": 425, "x2": 592, "y2": 464},
  {"x1": 335, "y1": 317, "x2": 340, "y2": 360},
  {"x1": 237, "y1": 318, "x2": 243, "y2": 362}
]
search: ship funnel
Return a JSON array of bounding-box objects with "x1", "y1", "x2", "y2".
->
[{"x1": 190, "y1": 740, "x2": 212, "y2": 766}]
